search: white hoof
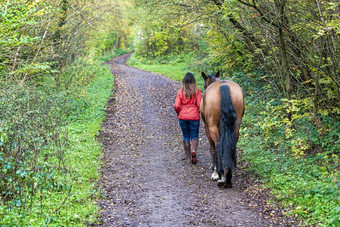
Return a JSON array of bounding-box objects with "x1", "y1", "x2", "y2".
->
[
  {"x1": 217, "y1": 175, "x2": 226, "y2": 183},
  {"x1": 211, "y1": 170, "x2": 219, "y2": 181}
]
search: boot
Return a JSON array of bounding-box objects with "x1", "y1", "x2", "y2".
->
[
  {"x1": 183, "y1": 140, "x2": 191, "y2": 161},
  {"x1": 191, "y1": 138, "x2": 198, "y2": 165}
]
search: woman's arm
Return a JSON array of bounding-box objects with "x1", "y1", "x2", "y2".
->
[
  {"x1": 196, "y1": 89, "x2": 202, "y2": 109},
  {"x1": 174, "y1": 91, "x2": 182, "y2": 115}
]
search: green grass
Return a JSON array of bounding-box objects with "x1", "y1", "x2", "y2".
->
[
  {"x1": 57, "y1": 63, "x2": 113, "y2": 225},
  {"x1": 131, "y1": 62, "x2": 188, "y2": 81},
  {"x1": 127, "y1": 52, "x2": 205, "y2": 89}
]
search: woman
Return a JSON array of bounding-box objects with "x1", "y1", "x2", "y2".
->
[{"x1": 174, "y1": 73, "x2": 202, "y2": 164}]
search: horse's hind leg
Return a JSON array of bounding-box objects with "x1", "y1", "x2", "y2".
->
[
  {"x1": 210, "y1": 144, "x2": 219, "y2": 181},
  {"x1": 217, "y1": 169, "x2": 232, "y2": 188},
  {"x1": 226, "y1": 168, "x2": 232, "y2": 188},
  {"x1": 216, "y1": 152, "x2": 226, "y2": 187},
  {"x1": 207, "y1": 127, "x2": 219, "y2": 181}
]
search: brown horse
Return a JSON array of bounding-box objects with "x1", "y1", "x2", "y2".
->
[{"x1": 200, "y1": 71, "x2": 245, "y2": 188}]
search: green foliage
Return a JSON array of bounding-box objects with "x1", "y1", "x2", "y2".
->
[
  {"x1": 0, "y1": 85, "x2": 70, "y2": 206},
  {"x1": 0, "y1": 0, "x2": 134, "y2": 82},
  {"x1": 235, "y1": 71, "x2": 340, "y2": 226},
  {"x1": 0, "y1": 0, "x2": 131, "y2": 225},
  {"x1": 134, "y1": 0, "x2": 340, "y2": 113},
  {"x1": 91, "y1": 31, "x2": 118, "y2": 57},
  {"x1": 131, "y1": 3, "x2": 201, "y2": 58},
  {"x1": 0, "y1": 0, "x2": 57, "y2": 80},
  {"x1": 0, "y1": 0, "x2": 132, "y2": 224},
  {"x1": 193, "y1": 26, "x2": 253, "y2": 76},
  {"x1": 0, "y1": 57, "x2": 114, "y2": 225},
  {"x1": 86, "y1": 0, "x2": 135, "y2": 60}
]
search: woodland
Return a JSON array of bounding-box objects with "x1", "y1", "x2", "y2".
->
[{"x1": 0, "y1": 0, "x2": 339, "y2": 226}]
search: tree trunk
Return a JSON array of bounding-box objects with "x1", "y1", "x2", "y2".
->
[
  {"x1": 54, "y1": 0, "x2": 68, "y2": 43},
  {"x1": 53, "y1": 0, "x2": 68, "y2": 89},
  {"x1": 276, "y1": 0, "x2": 291, "y2": 100}
]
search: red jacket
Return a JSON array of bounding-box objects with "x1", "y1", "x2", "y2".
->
[{"x1": 174, "y1": 88, "x2": 202, "y2": 121}]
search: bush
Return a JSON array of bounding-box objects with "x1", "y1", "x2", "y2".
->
[
  {"x1": 0, "y1": 56, "x2": 113, "y2": 225},
  {"x1": 0, "y1": 86, "x2": 68, "y2": 200},
  {"x1": 0, "y1": 85, "x2": 74, "y2": 225}
]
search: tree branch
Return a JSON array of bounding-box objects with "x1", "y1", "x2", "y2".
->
[{"x1": 237, "y1": 0, "x2": 279, "y2": 28}]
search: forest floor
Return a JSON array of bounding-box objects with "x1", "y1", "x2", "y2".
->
[{"x1": 97, "y1": 54, "x2": 294, "y2": 226}]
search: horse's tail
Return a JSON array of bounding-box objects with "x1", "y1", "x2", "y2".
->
[{"x1": 218, "y1": 85, "x2": 237, "y2": 171}]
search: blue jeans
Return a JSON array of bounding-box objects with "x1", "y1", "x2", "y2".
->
[{"x1": 179, "y1": 120, "x2": 200, "y2": 141}]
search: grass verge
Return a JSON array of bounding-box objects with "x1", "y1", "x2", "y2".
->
[{"x1": 0, "y1": 58, "x2": 113, "y2": 225}]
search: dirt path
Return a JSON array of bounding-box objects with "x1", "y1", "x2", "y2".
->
[{"x1": 97, "y1": 54, "x2": 282, "y2": 226}]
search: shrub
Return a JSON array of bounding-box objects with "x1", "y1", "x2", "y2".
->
[{"x1": 0, "y1": 85, "x2": 71, "y2": 216}]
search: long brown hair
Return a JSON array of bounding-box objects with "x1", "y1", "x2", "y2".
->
[{"x1": 182, "y1": 73, "x2": 197, "y2": 99}]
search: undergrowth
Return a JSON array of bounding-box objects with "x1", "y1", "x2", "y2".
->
[
  {"x1": 233, "y1": 71, "x2": 340, "y2": 226},
  {"x1": 0, "y1": 57, "x2": 114, "y2": 225}
]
